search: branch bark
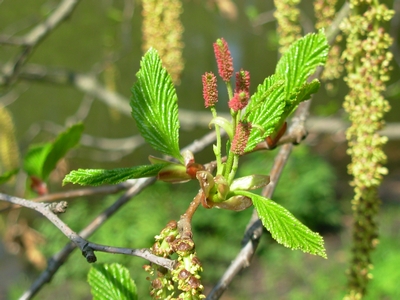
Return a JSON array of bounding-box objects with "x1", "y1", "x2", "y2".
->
[{"x1": 0, "y1": 190, "x2": 176, "y2": 267}]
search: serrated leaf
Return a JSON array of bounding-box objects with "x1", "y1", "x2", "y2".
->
[
  {"x1": 289, "y1": 79, "x2": 321, "y2": 104},
  {"x1": 285, "y1": 79, "x2": 321, "y2": 115},
  {"x1": 275, "y1": 30, "x2": 329, "y2": 99},
  {"x1": 42, "y1": 123, "x2": 84, "y2": 180},
  {"x1": 240, "y1": 191, "x2": 326, "y2": 258},
  {"x1": 246, "y1": 74, "x2": 279, "y2": 110},
  {"x1": 131, "y1": 48, "x2": 182, "y2": 162},
  {"x1": 63, "y1": 163, "x2": 166, "y2": 186},
  {"x1": 244, "y1": 81, "x2": 286, "y2": 152},
  {"x1": 23, "y1": 143, "x2": 52, "y2": 178},
  {"x1": 88, "y1": 263, "x2": 138, "y2": 300}
]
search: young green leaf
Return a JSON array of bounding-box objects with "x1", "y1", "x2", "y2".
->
[
  {"x1": 42, "y1": 123, "x2": 84, "y2": 180},
  {"x1": 244, "y1": 81, "x2": 286, "y2": 152},
  {"x1": 275, "y1": 30, "x2": 329, "y2": 99},
  {"x1": 0, "y1": 169, "x2": 19, "y2": 185},
  {"x1": 131, "y1": 48, "x2": 183, "y2": 162},
  {"x1": 239, "y1": 191, "x2": 327, "y2": 258},
  {"x1": 284, "y1": 79, "x2": 321, "y2": 116},
  {"x1": 63, "y1": 163, "x2": 166, "y2": 186},
  {"x1": 246, "y1": 74, "x2": 278, "y2": 109},
  {"x1": 23, "y1": 143, "x2": 52, "y2": 179},
  {"x1": 23, "y1": 123, "x2": 84, "y2": 181},
  {"x1": 88, "y1": 263, "x2": 138, "y2": 300}
]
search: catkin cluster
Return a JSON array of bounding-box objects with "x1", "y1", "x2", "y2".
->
[{"x1": 341, "y1": 1, "x2": 394, "y2": 298}]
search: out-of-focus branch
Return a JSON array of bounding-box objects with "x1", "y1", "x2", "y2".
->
[
  {"x1": 0, "y1": 191, "x2": 175, "y2": 268},
  {"x1": 206, "y1": 3, "x2": 351, "y2": 299},
  {"x1": 13, "y1": 64, "x2": 400, "y2": 140},
  {"x1": 0, "y1": 0, "x2": 81, "y2": 86},
  {"x1": 16, "y1": 64, "x2": 221, "y2": 129},
  {"x1": 18, "y1": 63, "x2": 400, "y2": 141},
  {"x1": 0, "y1": 182, "x2": 132, "y2": 212}
]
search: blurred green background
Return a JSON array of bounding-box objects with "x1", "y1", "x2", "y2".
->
[{"x1": 1, "y1": 0, "x2": 399, "y2": 299}]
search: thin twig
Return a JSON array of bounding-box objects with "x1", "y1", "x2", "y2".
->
[
  {"x1": 15, "y1": 64, "x2": 229, "y2": 129},
  {"x1": 0, "y1": 0, "x2": 81, "y2": 86},
  {"x1": 0, "y1": 182, "x2": 131, "y2": 213},
  {"x1": 0, "y1": 191, "x2": 175, "y2": 269},
  {"x1": 177, "y1": 192, "x2": 202, "y2": 239}
]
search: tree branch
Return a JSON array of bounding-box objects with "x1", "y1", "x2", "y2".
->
[
  {"x1": 0, "y1": 191, "x2": 176, "y2": 268},
  {"x1": 0, "y1": 182, "x2": 132, "y2": 212},
  {"x1": 0, "y1": 0, "x2": 81, "y2": 86}
]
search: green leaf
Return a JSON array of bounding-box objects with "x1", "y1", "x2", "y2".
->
[
  {"x1": 244, "y1": 80, "x2": 286, "y2": 152},
  {"x1": 23, "y1": 123, "x2": 84, "y2": 181},
  {"x1": 285, "y1": 79, "x2": 321, "y2": 115},
  {"x1": 275, "y1": 30, "x2": 329, "y2": 99},
  {"x1": 131, "y1": 48, "x2": 182, "y2": 162},
  {"x1": 0, "y1": 169, "x2": 19, "y2": 184},
  {"x1": 42, "y1": 123, "x2": 84, "y2": 180},
  {"x1": 63, "y1": 163, "x2": 166, "y2": 186},
  {"x1": 246, "y1": 74, "x2": 279, "y2": 109},
  {"x1": 230, "y1": 174, "x2": 270, "y2": 191},
  {"x1": 239, "y1": 191, "x2": 326, "y2": 258},
  {"x1": 289, "y1": 79, "x2": 321, "y2": 104},
  {"x1": 23, "y1": 143, "x2": 52, "y2": 178},
  {"x1": 88, "y1": 263, "x2": 138, "y2": 300}
]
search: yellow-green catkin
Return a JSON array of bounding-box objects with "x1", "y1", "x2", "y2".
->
[
  {"x1": 141, "y1": 0, "x2": 184, "y2": 84},
  {"x1": 0, "y1": 105, "x2": 20, "y2": 173},
  {"x1": 341, "y1": 1, "x2": 394, "y2": 299},
  {"x1": 314, "y1": 0, "x2": 343, "y2": 85},
  {"x1": 273, "y1": 0, "x2": 302, "y2": 53}
]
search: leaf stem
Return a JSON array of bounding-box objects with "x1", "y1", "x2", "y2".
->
[
  {"x1": 227, "y1": 154, "x2": 240, "y2": 184},
  {"x1": 211, "y1": 107, "x2": 223, "y2": 175},
  {"x1": 177, "y1": 191, "x2": 202, "y2": 239},
  {"x1": 225, "y1": 80, "x2": 233, "y2": 100}
]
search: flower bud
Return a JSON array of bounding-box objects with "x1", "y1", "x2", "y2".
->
[
  {"x1": 213, "y1": 38, "x2": 234, "y2": 82},
  {"x1": 231, "y1": 121, "x2": 252, "y2": 155},
  {"x1": 202, "y1": 72, "x2": 218, "y2": 107}
]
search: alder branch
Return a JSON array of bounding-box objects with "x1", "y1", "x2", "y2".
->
[
  {"x1": 206, "y1": 3, "x2": 351, "y2": 299},
  {"x1": 0, "y1": 182, "x2": 132, "y2": 212},
  {"x1": 18, "y1": 130, "x2": 218, "y2": 300},
  {"x1": 178, "y1": 191, "x2": 202, "y2": 240},
  {"x1": 0, "y1": 191, "x2": 175, "y2": 267},
  {"x1": 0, "y1": 0, "x2": 81, "y2": 86}
]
